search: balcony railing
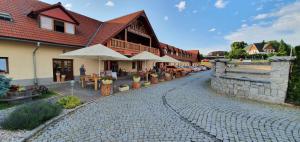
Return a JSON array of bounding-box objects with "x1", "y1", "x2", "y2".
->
[{"x1": 108, "y1": 38, "x2": 160, "y2": 55}]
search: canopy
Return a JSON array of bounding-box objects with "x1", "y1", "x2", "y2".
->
[
  {"x1": 160, "y1": 55, "x2": 181, "y2": 63},
  {"x1": 130, "y1": 51, "x2": 164, "y2": 62},
  {"x1": 61, "y1": 44, "x2": 130, "y2": 61}
]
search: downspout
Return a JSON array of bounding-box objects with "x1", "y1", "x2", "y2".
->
[{"x1": 33, "y1": 42, "x2": 40, "y2": 86}]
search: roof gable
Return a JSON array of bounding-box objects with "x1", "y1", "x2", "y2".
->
[
  {"x1": 90, "y1": 11, "x2": 160, "y2": 47},
  {"x1": 28, "y1": 2, "x2": 79, "y2": 25}
]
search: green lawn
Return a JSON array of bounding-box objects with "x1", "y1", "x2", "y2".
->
[{"x1": 0, "y1": 91, "x2": 58, "y2": 110}]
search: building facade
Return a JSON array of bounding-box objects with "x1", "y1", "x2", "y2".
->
[
  {"x1": 0, "y1": 0, "x2": 200, "y2": 86},
  {"x1": 244, "y1": 43, "x2": 276, "y2": 55}
]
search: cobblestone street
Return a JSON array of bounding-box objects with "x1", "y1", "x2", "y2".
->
[{"x1": 29, "y1": 71, "x2": 300, "y2": 142}]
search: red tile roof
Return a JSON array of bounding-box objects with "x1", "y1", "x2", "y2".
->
[
  {"x1": 0, "y1": 0, "x2": 101, "y2": 47},
  {"x1": 187, "y1": 50, "x2": 200, "y2": 55},
  {"x1": 90, "y1": 10, "x2": 160, "y2": 47}
]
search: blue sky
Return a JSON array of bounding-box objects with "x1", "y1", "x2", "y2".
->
[{"x1": 41, "y1": 0, "x2": 299, "y2": 54}]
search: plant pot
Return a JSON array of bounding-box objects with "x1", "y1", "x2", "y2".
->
[
  {"x1": 159, "y1": 79, "x2": 165, "y2": 82},
  {"x1": 56, "y1": 73, "x2": 61, "y2": 82},
  {"x1": 165, "y1": 73, "x2": 172, "y2": 81},
  {"x1": 175, "y1": 72, "x2": 181, "y2": 78},
  {"x1": 61, "y1": 75, "x2": 66, "y2": 83},
  {"x1": 133, "y1": 77, "x2": 141, "y2": 83},
  {"x1": 118, "y1": 85, "x2": 129, "y2": 92},
  {"x1": 132, "y1": 82, "x2": 141, "y2": 89},
  {"x1": 101, "y1": 84, "x2": 111, "y2": 96},
  {"x1": 151, "y1": 77, "x2": 158, "y2": 84}
]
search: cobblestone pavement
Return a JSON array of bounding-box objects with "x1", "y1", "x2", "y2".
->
[{"x1": 29, "y1": 71, "x2": 300, "y2": 142}]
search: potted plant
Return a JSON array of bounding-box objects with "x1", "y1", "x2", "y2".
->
[
  {"x1": 132, "y1": 74, "x2": 141, "y2": 89},
  {"x1": 101, "y1": 76, "x2": 113, "y2": 96},
  {"x1": 150, "y1": 73, "x2": 158, "y2": 84},
  {"x1": 118, "y1": 84, "x2": 129, "y2": 92}
]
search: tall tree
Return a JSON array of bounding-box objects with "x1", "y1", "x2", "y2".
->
[
  {"x1": 277, "y1": 40, "x2": 291, "y2": 56},
  {"x1": 228, "y1": 41, "x2": 248, "y2": 59}
]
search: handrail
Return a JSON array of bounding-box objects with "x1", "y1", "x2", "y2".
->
[{"x1": 110, "y1": 38, "x2": 159, "y2": 55}]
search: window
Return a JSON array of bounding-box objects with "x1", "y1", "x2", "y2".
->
[
  {"x1": 54, "y1": 20, "x2": 65, "y2": 33},
  {"x1": 0, "y1": 57, "x2": 9, "y2": 74},
  {"x1": 132, "y1": 62, "x2": 136, "y2": 69},
  {"x1": 0, "y1": 12, "x2": 13, "y2": 22},
  {"x1": 65, "y1": 22, "x2": 75, "y2": 34},
  {"x1": 40, "y1": 16, "x2": 53, "y2": 30}
]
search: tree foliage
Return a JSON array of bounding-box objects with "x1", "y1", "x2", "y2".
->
[
  {"x1": 0, "y1": 75, "x2": 11, "y2": 97},
  {"x1": 228, "y1": 41, "x2": 248, "y2": 59},
  {"x1": 287, "y1": 46, "x2": 300, "y2": 105},
  {"x1": 277, "y1": 40, "x2": 291, "y2": 56}
]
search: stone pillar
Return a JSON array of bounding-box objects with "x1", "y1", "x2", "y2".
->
[
  {"x1": 214, "y1": 59, "x2": 229, "y2": 77},
  {"x1": 270, "y1": 56, "x2": 295, "y2": 103}
]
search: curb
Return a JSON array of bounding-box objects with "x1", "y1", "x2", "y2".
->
[{"x1": 20, "y1": 99, "x2": 94, "y2": 142}]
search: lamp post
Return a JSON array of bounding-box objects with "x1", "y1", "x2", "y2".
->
[{"x1": 70, "y1": 80, "x2": 75, "y2": 96}]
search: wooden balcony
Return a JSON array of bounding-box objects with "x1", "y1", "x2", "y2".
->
[{"x1": 108, "y1": 38, "x2": 160, "y2": 56}]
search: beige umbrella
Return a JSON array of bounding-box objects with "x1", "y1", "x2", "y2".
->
[
  {"x1": 61, "y1": 44, "x2": 131, "y2": 73},
  {"x1": 130, "y1": 51, "x2": 164, "y2": 81},
  {"x1": 160, "y1": 55, "x2": 181, "y2": 63}
]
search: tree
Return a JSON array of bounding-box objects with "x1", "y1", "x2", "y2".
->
[
  {"x1": 277, "y1": 40, "x2": 291, "y2": 56},
  {"x1": 287, "y1": 45, "x2": 300, "y2": 104},
  {"x1": 0, "y1": 75, "x2": 11, "y2": 97},
  {"x1": 228, "y1": 41, "x2": 248, "y2": 59},
  {"x1": 267, "y1": 40, "x2": 280, "y2": 51}
]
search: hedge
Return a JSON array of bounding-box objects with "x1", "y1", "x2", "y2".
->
[{"x1": 0, "y1": 101, "x2": 62, "y2": 130}]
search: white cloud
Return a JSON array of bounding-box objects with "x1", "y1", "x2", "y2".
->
[
  {"x1": 105, "y1": 1, "x2": 114, "y2": 7},
  {"x1": 225, "y1": 1, "x2": 300, "y2": 46},
  {"x1": 241, "y1": 24, "x2": 248, "y2": 28},
  {"x1": 175, "y1": 1, "x2": 186, "y2": 12},
  {"x1": 164, "y1": 16, "x2": 169, "y2": 21},
  {"x1": 63, "y1": 3, "x2": 72, "y2": 10},
  {"x1": 253, "y1": 13, "x2": 269, "y2": 20},
  {"x1": 256, "y1": 5, "x2": 264, "y2": 11},
  {"x1": 209, "y1": 28, "x2": 216, "y2": 32},
  {"x1": 215, "y1": 0, "x2": 228, "y2": 9}
]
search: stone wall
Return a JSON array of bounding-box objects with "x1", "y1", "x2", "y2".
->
[{"x1": 211, "y1": 57, "x2": 295, "y2": 104}]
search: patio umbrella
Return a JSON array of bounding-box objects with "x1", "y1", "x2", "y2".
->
[
  {"x1": 61, "y1": 44, "x2": 131, "y2": 73},
  {"x1": 130, "y1": 51, "x2": 164, "y2": 82},
  {"x1": 160, "y1": 55, "x2": 181, "y2": 63}
]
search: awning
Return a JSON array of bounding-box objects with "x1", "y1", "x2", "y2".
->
[
  {"x1": 161, "y1": 55, "x2": 181, "y2": 63},
  {"x1": 130, "y1": 51, "x2": 164, "y2": 62}
]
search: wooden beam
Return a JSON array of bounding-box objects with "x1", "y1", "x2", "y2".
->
[{"x1": 149, "y1": 37, "x2": 152, "y2": 47}]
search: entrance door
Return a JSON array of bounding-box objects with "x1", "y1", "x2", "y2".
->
[
  {"x1": 137, "y1": 61, "x2": 143, "y2": 71},
  {"x1": 104, "y1": 61, "x2": 119, "y2": 72},
  {"x1": 53, "y1": 59, "x2": 74, "y2": 82}
]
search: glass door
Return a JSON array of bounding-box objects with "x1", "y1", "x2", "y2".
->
[{"x1": 53, "y1": 59, "x2": 74, "y2": 82}]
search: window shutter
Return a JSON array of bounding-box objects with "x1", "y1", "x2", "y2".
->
[
  {"x1": 65, "y1": 23, "x2": 75, "y2": 34},
  {"x1": 40, "y1": 16, "x2": 53, "y2": 30}
]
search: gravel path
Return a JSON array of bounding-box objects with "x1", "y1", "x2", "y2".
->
[{"x1": 28, "y1": 71, "x2": 300, "y2": 142}]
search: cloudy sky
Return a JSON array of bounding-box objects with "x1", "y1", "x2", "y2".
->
[{"x1": 41, "y1": 0, "x2": 299, "y2": 54}]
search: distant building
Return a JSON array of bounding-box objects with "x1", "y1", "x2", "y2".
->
[
  {"x1": 244, "y1": 43, "x2": 276, "y2": 55},
  {"x1": 206, "y1": 51, "x2": 227, "y2": 59}
]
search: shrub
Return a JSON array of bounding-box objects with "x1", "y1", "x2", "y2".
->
[
  {"x1": 287, "y1": 46, "x2": 300, "y2": 105},
  {"x1": 0, "y1": 101, "x2": 62, "y2": 130},
  {"x1": 0, "y1": 75, "x2": 11, "y2": 97},
  {"x1": 57, "y1": 96, "x2": 81, "y2": 109}
]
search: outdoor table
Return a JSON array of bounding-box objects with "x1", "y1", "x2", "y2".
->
[{"x1": 81, "y1": 75, "x2": 102, "y2": 91}]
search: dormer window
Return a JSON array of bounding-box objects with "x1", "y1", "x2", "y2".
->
[
  {"x1": 54, "y1": 20, "x2": 64, "y2": 33},
  {"x1": 40, "y1": 15, "x2": 75, "y2": 34},
  {"x1": 0, "y1": 12, "x2": 13, "y2": 22}
]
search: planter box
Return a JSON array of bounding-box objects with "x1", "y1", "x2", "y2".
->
[
  {"x1": 143, "y1": 82, "x2": 151, "y2": 87},
  {"x1": 101, "y1": 84, "x2": 111, "y2": 96},
  {"x1": 118, "y1": 86, "x2": 129, "y2": 92},
  {"x1": 151, "y1": 77, "x2": 158, "y2": 84}
]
